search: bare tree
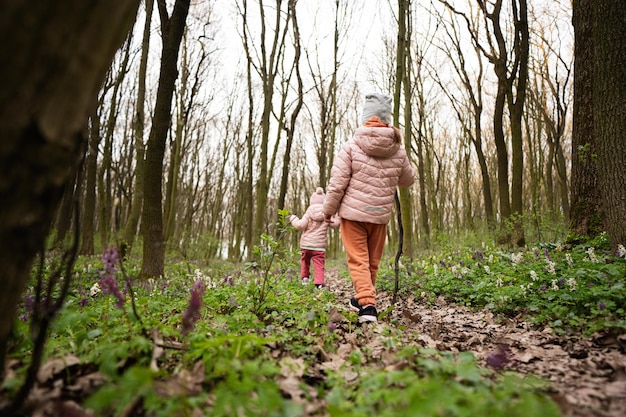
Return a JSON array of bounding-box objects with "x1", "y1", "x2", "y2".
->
[
  {"x1": 437, "y1": 2, "x2": 495, "y2": 227},
  {"x1": 141, "y1": 0, "x2": 191, "y2": 278},
  {"x1": 394, "y1": 0, "x2": 417, "y2": 256},
  {"x1": 123, "y1": 0, "x2": 155, "y2": 251},
  {"x1": 277, "y1": 0, "x2": 304, "y2": 211}
]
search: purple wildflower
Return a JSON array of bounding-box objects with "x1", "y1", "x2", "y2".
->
[
  {"x1": 102, "y1": 246, "x2": 119, "y2": 274},
  {"x1": 328, "y1": 322, "x2": 337, "y2": 333},
  {"x1": 99, "y1": 274, "x2": 125, "y2": 309},
  {"x1": 182, "y1": 279, "x2": 207, "y2": 336},
  {"x1": 486, "y1": 344, "x2": 512, "y2": 370},
  {"x1": 543, "y1": 248, "x2": 551, "y2": 261},
  {"x1": 98, "y1": 246, "x2": 124, "y2": 309},
  {"x1": 598, "y1": 301, "x2": 606, "y2": 311}
]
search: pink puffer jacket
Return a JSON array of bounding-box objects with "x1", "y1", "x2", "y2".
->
[
  {"x1": 290, "y1": 203, "x2": 340, "y2": 250},
  {"x1": 323, "y1": 125, "x2": 415, "y2": 224}
]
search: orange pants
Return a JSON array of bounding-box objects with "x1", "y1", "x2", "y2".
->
[{"x1": 340, "y1": 219, "x2": 387, "y2": 307}]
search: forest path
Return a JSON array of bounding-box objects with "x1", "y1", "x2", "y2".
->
[{"x1": 322, "y1": 266, "x2": 626, "y2": 417}]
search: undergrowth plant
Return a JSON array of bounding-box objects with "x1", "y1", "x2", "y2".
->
[
  {"x1": 377, "y1": 234, "x2": 626, "y2": 336},
  {"x1": 9, "y1": 227, "x2": 614, "y2": 416}
]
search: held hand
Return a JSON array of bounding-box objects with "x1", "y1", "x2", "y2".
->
[{"x1": 324, "y1": 214, "x2": 332, "y2": 223}]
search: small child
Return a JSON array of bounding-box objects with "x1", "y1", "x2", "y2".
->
[{"x1": 289, "y1": 187, "x2": 340, "y2": 288}]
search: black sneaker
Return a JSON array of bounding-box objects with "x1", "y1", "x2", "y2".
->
[
  {"x1": 349, "y1": 297, "x2": 361, "y2": 313},
  {"x1": 358, "y1": 305, "x2": 378, "y2": 323}
]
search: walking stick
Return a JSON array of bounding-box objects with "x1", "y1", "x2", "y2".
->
[{"x1": 392, "y1": 190, "x2": 403, "y2": 307}]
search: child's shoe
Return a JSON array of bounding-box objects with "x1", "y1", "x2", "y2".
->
[
  {"x1": 315, "y1": 284, "x2": 324, "y2": 289},
  {"x1": 348, "y1": 297, "x2": 361, "y2": 313},
  {"x1": 358, "y1": 305, "x2": 378, "y2": 323},
  {"x1": 301, "y1": 277, "x2": 310, "y2": 285}
]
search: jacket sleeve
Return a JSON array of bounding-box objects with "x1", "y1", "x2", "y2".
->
[
  {"x1": 397, "y1": 154, "x2": 416, "y2": 188},
  {"x1": 289, "y1": 213, "x2": 309, "y2": 231},
  {"x1": 323, "y1": 142, "x2": 353, "y2": 216}
]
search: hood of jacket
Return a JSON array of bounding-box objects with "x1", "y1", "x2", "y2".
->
[
  {"x1": 306, "y1": 203, "x2": 325, "y2": 222},
  {"x1": 353, "y1": 126, "x2": 400, "y2": 158}
]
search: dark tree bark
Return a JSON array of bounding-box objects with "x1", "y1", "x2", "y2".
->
[
  {"x1": 80, "y1": 106, "x2": 102, "y2": 256},
  {"x1": 570, "y1": 0, "x2": 603, "y2": 238},
  {"x1": 141, "y1": 0, "x2": 191, "y2": 278},
  {"x1": 592, "y1": 0, "x2": 626, "y2": 251},
  {"x1": 0, "y1": 0, "x2": 140, "y2": 378},
  {"x1": 123, "y1": 0, "x2": 154, "y2": 251},
  {"x1": 277, "y1": 0, "x2": 304, "y2": 211}
]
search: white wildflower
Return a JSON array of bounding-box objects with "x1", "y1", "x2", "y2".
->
[
  {"x1": 520, "y1": 284, "x2": 527, "y2": 297},
  {"x1": 484, "y1": 265, "x2": 491, "y2": 274},
  {"x1": 461, "y1": 266, "x2": 470, "y2": 276},
  {"x1": 433, "y1": 263, "x2": 439, "y2": 276},
  {"x1": 529, "y1": 270, "x2": 538, "y2": 281},
  {"x1": 551, "y1": 280, "x2": 559, "y2": 291},
  {"x1": 586, "y1": 247, "x2": 599, "y2": 263},
  {"x1": 194, "y1": 269, "x2": 217, "y2": 289},
  {"x1": 511, "y1": 252, "x2": 523, "y2": 265},
  {"x1": 89, "y1": 282, "x2": 101, "y2": 296},
  {"x1": 567, "y1": 277, "x2": 577, "y2": 291},
  {"x1": 496, "y1": 277, "x2": 504, "y2": 287},
  {"x1": 617, "y1": 244, "x2": 626, "y2": 259},
  {"x1": 545, "y1": 260, "x2": 557, "y2": 275},
  {"x1": 566, "y1": 253, "x2": 574, "y2": 267},
  {"x1": 489, "y1": 254, "x2": 494, "y2": 263}
]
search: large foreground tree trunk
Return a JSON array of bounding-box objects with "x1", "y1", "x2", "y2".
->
[
  {"x1": 570, "y1": 0, "x2": 603, "y2": 238},
  {"x1": 593, "y1": 1, "x2": 626, "y2": 251},
  {"x1": 0, "y1": 0, "x2": 140, "y2": 377}
]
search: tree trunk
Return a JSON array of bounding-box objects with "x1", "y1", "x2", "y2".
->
[
  {"x1": 123, "y1": 0, "x2": 154, "y2": 251},
  {"x1": 394, "y1": 0, "x2": 415, "y2": 257},
  {"x1": 507, "y1": 0, "x2": 529, "y2": 247},
  {"x1": 141, "y1": 0, "x2": 191, "y2": 278},
  {"x1": 80, "y1": 108, "x2": 102, "y2": 255},
  {"x1": 53, "y1": 159, "x2": 81, "y2": 246},
  {"x1": 277, "y1": 0, "x2": 304, "y2": 211},
  {"x1": 570, "y1": 0, "x2": 603, "y2": 238},
  {"x1": 0, "y1": 0, "x2": 140, "y2": 378},
  {"x1": 593, "y1": 0, "x2": 626, "y2": 251}
]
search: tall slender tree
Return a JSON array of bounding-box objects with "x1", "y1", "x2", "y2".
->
[
  {"x1": 123, "y1": 0, "x2": 155, "y2": 251},
  {"x1": 141, "y1": 0, "x2": 191, "y2": 278},
  {"x1": 394, "y1": 0, "x2": 416, "y2": 256}
]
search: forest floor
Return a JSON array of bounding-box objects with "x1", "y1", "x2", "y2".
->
[
  {"x1": 10, "y1": 266, "x2": 626, "y2": 417},
  {"x1": 323, "y1": 266, "x2": 626, "y2": 417}
]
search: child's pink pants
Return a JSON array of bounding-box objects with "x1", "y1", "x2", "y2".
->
[{"x1": 300, "y1": 249, "x2": 326, "y2": 285}]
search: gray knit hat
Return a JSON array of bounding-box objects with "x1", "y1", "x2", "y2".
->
[{"x1": 361, "y1": 93, "x2": 392, "y2": 125}]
